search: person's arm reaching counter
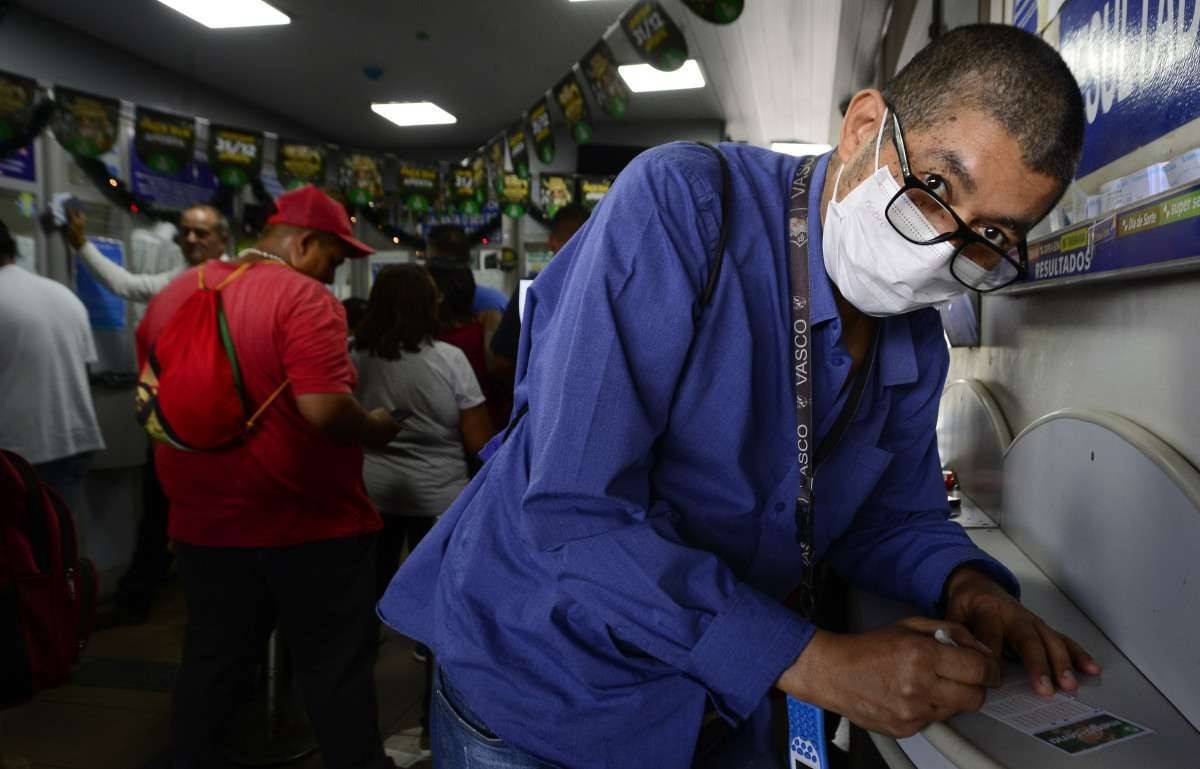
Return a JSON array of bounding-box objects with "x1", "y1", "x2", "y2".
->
[{"x1": 67, "y1": 210, "x2": 177, "y2": 303}]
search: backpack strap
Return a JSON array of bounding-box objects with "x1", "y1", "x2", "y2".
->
[{"x1": 246, "y1": 379, "x2": 291, "y2": 431}]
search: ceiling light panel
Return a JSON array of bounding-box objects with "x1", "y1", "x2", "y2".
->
[
  {"x1": 371, "y1": 102, "x2": 458, "y2": 127},
  {"x1": 155, "y1": 0, "x2": 290, "y2": 29},
  {"x1": 618, "y1": 60, "x2": 706, "y2": 93}
]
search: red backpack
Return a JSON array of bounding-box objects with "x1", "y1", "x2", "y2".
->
[
  {"x1": 0, "y1": 450, "x2": 97, "y2": 708},
  {"x1": 136, "y1": 262, "x2": 289, "y2": 451}
]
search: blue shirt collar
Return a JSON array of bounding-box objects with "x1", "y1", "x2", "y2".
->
[{"x1": 804, "y1": 151, "x2": 919, "y2": 388}]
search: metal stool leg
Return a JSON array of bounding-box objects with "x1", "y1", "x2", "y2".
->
[{"x1": 224, "y1": 628, "x2": 318, "y2": 765}]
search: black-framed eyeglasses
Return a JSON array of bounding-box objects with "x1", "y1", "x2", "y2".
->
[{"x1": 885, "y1": 108, "x2": 1027, "y2": 292}]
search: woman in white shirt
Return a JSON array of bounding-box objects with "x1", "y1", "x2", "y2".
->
[{"x1": 351, "y1": 264, "x2": 493, "y2": 598}]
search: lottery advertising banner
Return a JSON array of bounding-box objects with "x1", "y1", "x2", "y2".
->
[
  {"x1": 132, "y1": 108, "x2": 218, "y2": 208},
  {"x1": 554, "y1": 70, "x2": 594, "y2": 145},
  {"x1": 453, "y1": 166, "x2": 480, "y2": 214},
  {"x1": 276, "y1": 140, "x2": 326, "y2": 190},
  {"x1": 340, "y1": 152, "x2": 385, "y2": 206},
  {"x1": 621, "y1": 1, "x2": 689, "y2": 72},
  {"x1": 501, "y1": 172, "x2": 530, "y2": 219},
  {"x1": 527, "y1": 97, "x2": 557, "y2": 164},
  {"x1": 539, "y1": 173, "x2": 575, "y2": 218},
  {"x1": 507, "y1": 122, "x2": 530, "y2": 180},
  {"x1": 580, "y1": 41, "x2": 630, "y2": 119},
  {"x1": 208, "y1": 125, "x2": 263, "y2": 188},
  {"x1": 52, "y1": 86, "x2": 119, "y2": 158},
  {"x1": 0, "y1": 70, "x2": 37, "y2": 143},
  {"x1": 399, "y1": 161, "x2": 440, "y2": 214},
  {"x1": 681, "y1": 0, "x2": 744, "y2": 24},
  {"x1": 577, "y1": 175, "x2": 614, "y2": 210}
]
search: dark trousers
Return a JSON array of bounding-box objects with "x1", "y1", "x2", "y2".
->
[
  {"x1": 171, "y1": 535, "x2": 389, "y2": 769},
  {"x1": 114, "y1": 449, "x2": 172, "y2": 614},
  {"x1": 375, "y1": 515, "x2": 436, "y2": 731}
]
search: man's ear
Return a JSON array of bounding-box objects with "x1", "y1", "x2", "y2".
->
[{"x1": 836, "y1": 89, "x2": 888, "y2": 167}]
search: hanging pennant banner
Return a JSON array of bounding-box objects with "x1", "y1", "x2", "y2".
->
[
  {"x1": 340, "y1": 152, "x2": 385, "y2": 206},
  {"x1": 507, "y1": 123, "x2": 530, "y2": 180},
  {"x1": 554, "y1": 70, "x2": 593, "y2": 145},
  {"x1": 276, "y1": 140, "x2": 326, "y2": 190},
  {"x1": 134, "y1": 107, "x2": 196, "y2": 174},
  {"x1": 399, "y1": 161, "x2": 439, "y2": 214},
  {"x1": 470, "y1": 153, "x2": 488, "y2": 205},
  {"x1": 487, "y1": 135, "x2": 506, "y2": 192},
  {"x1": 580, "y1": 41, "x2": 630, "y2": 119},
  {"x1": 578, "y1": 175, "x2": 614, "y2": 210},
  {"x1": 52, "y1": 86, "x2": 118, "y2": 158},
  {"x1": 539, "y1": 173, "x2": 576, "y2": 218},
  {"x1": 501, "y1": 172, "x2": 530, "y2": 219},
  {"x1": 681, "y1": 0, "x2": 744, "y2": 24},
  {"x1": 453, "y1": 166, "x2": 480, "y2": 214},
  {"x1": 621, "y1": 1, "x2": 689, "y2": 72},
  {"x1": 0, "y1": 71, "x2": 37, "y2": 143},
  {"x1": 527, "y1": 98, "x2": 556, "y2": 164},
  {"x1": 208, "y1": 125, "x2": 263, "y2": 188}
]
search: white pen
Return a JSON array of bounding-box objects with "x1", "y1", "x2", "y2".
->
[{"x1": 934, "y1": 628, "x2": 959, "y2": 648}]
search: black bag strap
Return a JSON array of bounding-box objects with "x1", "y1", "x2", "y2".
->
[{"x1": 814, "y1": 329, "x2": 880, "y2": 469}]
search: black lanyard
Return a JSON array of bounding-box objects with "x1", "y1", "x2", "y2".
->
[{"x1": 788, "y1": 156, "x2": 879, "y2": 617}]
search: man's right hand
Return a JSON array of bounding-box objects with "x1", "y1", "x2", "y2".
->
[
  {"x1": 363, "y1": 408, "x2": 402, "y2": 449},
  {"x1": 777, "y1": 618, "x2": 1002, "y2": 738},
  {"x1": 66, "y1": 209, "x2": 87, "y2": 250}
]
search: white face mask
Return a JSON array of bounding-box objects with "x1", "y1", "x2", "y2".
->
[{"x1": 821, "y1": 111, "x2": 968, "y2": 317}]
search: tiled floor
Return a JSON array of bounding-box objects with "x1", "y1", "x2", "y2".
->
[{"x1": 0, "y1": 579, "x2": 428, "y2": 769}]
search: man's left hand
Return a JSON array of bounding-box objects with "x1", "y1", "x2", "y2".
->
[{"x1": 943, "y1": 566, "x2": 1102, "y2": 697}]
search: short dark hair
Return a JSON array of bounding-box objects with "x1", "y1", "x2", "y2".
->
[
  {"x1": 883, "y1": 23, "x2": 1085, "y2": 189},
  {"x1": 551, "y1": 203, "x2": 589, "y2": 242},
  {"x1": 0, "y1": 219, "x2": 15, "y2": 264},
  {"x1": 352, "y1": 265, "x2": 441, "y2": 360},
  {"x1": 427, "y1": 224, "x2": 470, "y2": 268},
  {"x1": 429, "y1": 263, "x2": 476, "y2": 326},
  {"x1": 342, "y1": 297, "x2": 368, "y2": 333}
]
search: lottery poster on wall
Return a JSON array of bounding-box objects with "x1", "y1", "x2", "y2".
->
[
  {"x1": 487, "y1": 135, "x2": 506, "y2": 191},
  {"x1": 539, "y1": 173, "x2": 575, "y2": 218},
  {"x1": 399, "y1": 162, "x2": 440, "y2": 214},
  {"x1": 0, "y1": 70, "x2": 37, "y2": 143},
  {"x1": 51, "y1": 86, "x2": 118, "y2": 158},
  {"x1": 621, "y1": 1, "x2": 689, "y2": 72},
  {"x1": 507, "y1": 122, "x2": 530, "y2": 180},
  {"x1": 554, "y1": 70, "x2": 593, "y2": 145},
  {"x1": 580, "y1": 41, "x2": 630, "y2": 119},
  {"x1": 470, "y1": 153, "x2": 488, "y2": 205},
  {"x1": 577, "y1": 175, "x2": 614, "y2": 210},
  {"x1": 527, "y1": 98, "x2": 556, "y2": 164},
  {"x1": 276, "y1": 140, "x2": 327, "y2": 190},
  {"x1": 0, "y1": 144, "x2": 36, "y2": 182},
  {"x1": 501, "y1": 172, "x2": 530, "y2": 219},
  {"x1": 453, "y1": 166, "x2": 480, "y2": 214},
  {"x1": 681, "y1": 0, "x2": 744, "y2": 24},
  {"x1": 208, "y1": 125, "x2": 263, "y2": 188},
  {"x1": 340, "y1": 152, "x2": 385, "y2": 206},
  {"x1": 131, "y1": 107, "x2": 218, "y2": 208}
]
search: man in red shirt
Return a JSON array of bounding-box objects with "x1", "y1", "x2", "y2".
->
[{"x1": 137, "y1": 186, "x2": 399, "y2": 769}]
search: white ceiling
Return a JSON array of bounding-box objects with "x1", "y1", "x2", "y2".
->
[{"x1": 16, "y1": 0, "x2": 864, "y2": 152}]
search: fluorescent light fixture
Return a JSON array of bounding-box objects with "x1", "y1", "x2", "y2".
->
[
  {"x1": 155, "y1": 0, "x2": 290, "y2": 29},
  {"x1": 771, "y1": 142, "x2": 833, "y2": 156},
  {"x1": 371, "y1": 101, "x2": 457, "y2": 127},
  {"x1": 618, "y1": 59, "x2": 706, "y2": 93}
]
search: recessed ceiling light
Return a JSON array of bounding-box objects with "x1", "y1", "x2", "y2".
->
[
  {"x1": 371, "y1": 101, "x2": 457, "y2": 127},
  {"x1": 155, "y1": 0, "x2": 290, "y2": 29},
  {"x1": 770, "y1": 142, "x2": 834, "y2": 156},
  {"x1": 618, "y1": 60, "x2": 706, "y2": 93}
]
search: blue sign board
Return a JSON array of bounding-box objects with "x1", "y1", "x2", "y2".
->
[
  {"x1": 1059, "y1": 0, "x2": 1200, "y2": 177},
  {"x1": 1014, "y1": 0, "x2": 1039, "y2": 32},
  {"x1": 0, "y1": 143, "x2": 36, "y2": 182},
  {"x1": 130, "y1": 148, "x2": 219, "y2": 209},
  {"x1": 1023, "y1": 180, "x2": 1200, "y2": 283},
  {"x1": 75, "y1": 236, "x2": 127, "y2": 329}
]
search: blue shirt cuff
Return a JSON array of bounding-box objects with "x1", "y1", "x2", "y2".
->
[
  {"x1": 687, "y1": 582, "x2": 814, "y2": 720},
  {"x1": 917, "y1": 546, "x2": 1021, "y2": 617}
]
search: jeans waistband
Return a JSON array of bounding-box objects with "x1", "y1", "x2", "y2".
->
[{"x1": 437, "y1": 665, "x2": 499, "y2": 740}]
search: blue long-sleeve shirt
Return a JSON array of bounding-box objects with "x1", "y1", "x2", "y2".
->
[{"x1": 379, "y1": 143, "x2": 1018, "y2": 769}]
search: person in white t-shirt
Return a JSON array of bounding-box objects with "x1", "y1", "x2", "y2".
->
[
  {"x1": 65, "y1": 204, "x2": 230, "y2": 302},
  {"x1": 351, "y1": 264, "x2": 493, "y2": 745},
  {"x1": 0, "y1": 218, "x2": 105, "y2": 519}
]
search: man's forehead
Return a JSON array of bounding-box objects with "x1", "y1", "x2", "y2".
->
[{"x1": 181, "y1": 207, "x2": 218, "y2": 227}]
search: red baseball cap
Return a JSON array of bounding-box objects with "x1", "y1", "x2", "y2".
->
[{"x1": 266, "y1": 185, "x2": 374, "y2": 258}]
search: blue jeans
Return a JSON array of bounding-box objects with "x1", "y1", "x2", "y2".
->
[
  {"x1": 431, "y1": 666, "x2": 784, "y2": 769},
  {"x1": 34, "y1": 452, "x2": 92, "y2": 523}
]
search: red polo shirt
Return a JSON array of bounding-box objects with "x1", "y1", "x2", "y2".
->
[{"x1": 136, "y1": 261, "x2": 380, "y2": 547}]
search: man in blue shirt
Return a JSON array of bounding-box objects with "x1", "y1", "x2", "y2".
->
[{"x1": 380, "y1": 25, "x2": 1099, "y2": 769}]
